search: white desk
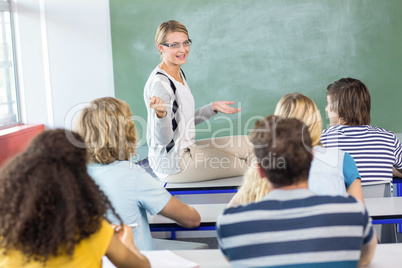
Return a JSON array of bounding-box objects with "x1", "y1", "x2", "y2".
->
[
  {"x1": 149, "y1": 204, "x2": 226, "y2": 234},
  {"x1": 165, "y1": 176, "x2": 243, "y2": 189},
  {"x1": 172, "y1": 249, "x2": 230, "y2": 267},
  {"x1": 365, "y1": 197, "x2": 402, "y2": 224},
  {"x1": 149, "y1": 197, "x2": 402, "y2": 231},
  {"x1": 149, "y1": 204, "x2": 226, "y2": 225},
  {"x1": 103, "y1": 245, "x2": 402, "y2": 268},
  {"x1": 102, "y1": 249, "x2": 229, "y2": 268},
  {"x1": 165, "y1": 176, "x2": 243, "y2": 195},
  {"x1": 175, "y1": 245, "x2": 402, "y2": 268},
  {"x1": 367, "y1": 243, "x2": 402, "y2": 267}
]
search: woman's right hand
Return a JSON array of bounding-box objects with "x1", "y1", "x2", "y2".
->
[{"x1": 149, "y1": 96, "x2": 167, "y2": 118}]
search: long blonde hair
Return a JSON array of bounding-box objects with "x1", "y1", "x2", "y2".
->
[
  {"x1": 274, "y1": 93, "x2": 322, "y2": 146},
  {"x1": 73, "y1": 97, "x2": 137, "y2": 164},
  {"x1": 236, "y1": 162, "x2": 270, "y2": 205}
]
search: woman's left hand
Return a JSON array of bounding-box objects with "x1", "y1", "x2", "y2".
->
[{"x1": 212, "y1": 101, "x2": 242, "y2": 114}]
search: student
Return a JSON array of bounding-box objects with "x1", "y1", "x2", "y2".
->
[
  {"x1": 216, "y1": 116, "x2": 377, "y2": 267},
  {"x1": 143, "y1": 20, "x2": 253, "y2": 183},
  {"x1": 0, "y1": 129, "x2": 150, "y2": 267},
  {"x1": 227, "y1": 161, "x2": 270, "y2": 207},
  {"x1": 322, "y1": 78, "x2": 402, "y2": 184},
  {"x1": 274, "y1": 93, "x2": 363, "y2": 202},
  {"x1": 73, "y1": 97, "x2": 200, "y2": 250},
  {"x1": 227, "y1": 93, "x2": 364, "y2": 207}
]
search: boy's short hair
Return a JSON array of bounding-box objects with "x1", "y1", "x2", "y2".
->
[
  {"x1": 327, "y1": 78, "x2": 371, "y2": 125},
  {"x1": 250, "y1": 115, "x2": 312, "y2": 188}
]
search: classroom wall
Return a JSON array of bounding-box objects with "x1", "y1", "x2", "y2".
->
[{"x1": 12, "y1": 0, "x2": 115, "y2": 129}]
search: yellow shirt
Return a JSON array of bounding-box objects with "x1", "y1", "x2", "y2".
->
[{"x1": 0, "y1": 219, "x2": 113, "y2": 268}]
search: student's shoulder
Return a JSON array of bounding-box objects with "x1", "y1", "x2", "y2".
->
[
  {"x1": 317, "y1": 194, "x2": 366, "y2": 211},
  {"x1": 322, "y1": 125, "x2": 343, "y2": 135},
  {"x1": 309, "y1": 193, "x2": 359, "y2": 205},
  {"x1": 220, "y1": 201, "x2": 257, "y2": 217},
  {"x1": 367, "y1": 125, "x2": 397, "y2": 137},
  {"x1": 94, "y1": 161, "x2": 153, "y2": 179}
]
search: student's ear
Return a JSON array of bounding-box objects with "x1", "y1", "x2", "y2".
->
[{"x1": 257, "y1": 163, "x2": 266, "y2": 179}]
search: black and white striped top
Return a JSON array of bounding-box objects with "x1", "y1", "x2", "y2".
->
[{"x1": 321, "y1": 125, "x2": 402, "y2": 182}]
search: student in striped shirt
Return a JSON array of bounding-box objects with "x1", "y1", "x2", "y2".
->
[
  {"x1": 321, "y1": 78, "x2": 402, "y2": 184},
  {"x1": 216, "y1": 116, "x2": 376, "y2": 268}
]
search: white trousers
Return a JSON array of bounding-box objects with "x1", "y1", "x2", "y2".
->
[{"x1": 163, "y1": 135, "x2": 254, "y2": 183}]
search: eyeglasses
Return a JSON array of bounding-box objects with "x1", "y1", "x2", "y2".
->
[{"x1": 161, "y1": 39, "x2": 192, "y2": 49}]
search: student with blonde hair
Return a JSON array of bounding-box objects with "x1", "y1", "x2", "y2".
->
[
  {"x1": 144, "y1": 20, "x2": 253, "y2": 183},
  {"x1": 228, "y1": 93, "x2": 363, "y2": 207},
  {"x1": 275, "y1": 93, "x2": 363, "y2": 202},
  {"x1": 227, "y1": 161, "x2": 270, "y2": 207},
  {"x1": 73, "y1": 97, "x2": 200, "y2": 250}
]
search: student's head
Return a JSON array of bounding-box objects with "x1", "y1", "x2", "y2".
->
[
  {"x1": 326, "y1": 78, "x2": 371, "y2": 126},
  {"x1": 250, "y1": 115, "x2": 312, "y2": 188},
  {"x1": 73, "y1": 97, "x2": 137, "y2": 164},
  {"x1": 155, "y1": 20, "x2": 190, "y2": 58},
  {"x1": 236, "y1": 161, "x2": 270, "y2": 205},
  {"x1": 274, "y1": 93, "x2": 322, "y2": 147},
  {"x1": 0, "y1": 129, "x2": 120, "y2": 263}
]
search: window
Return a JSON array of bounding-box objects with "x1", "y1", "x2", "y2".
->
[{"x1": 0, "y1": 0, "x2": 19, "y2": 128}]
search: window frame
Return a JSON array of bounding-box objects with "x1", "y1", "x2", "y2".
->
[{"x1": 0, "y1": 0, "x2": 21, "y2": 130}]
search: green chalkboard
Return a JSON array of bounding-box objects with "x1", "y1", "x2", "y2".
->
[{"x1": 110, "y1": 0, "x2": 402, "y2": 146}]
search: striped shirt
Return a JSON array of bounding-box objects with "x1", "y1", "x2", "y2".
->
[
  {"x1": 321, "y1": 125, "x2": 402, "y2": 182},
  {"x1": 216, "y1": 189, "x2": 374, "y2": 268}
]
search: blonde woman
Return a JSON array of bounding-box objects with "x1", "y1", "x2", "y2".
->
[
  {"x1": 228, "y1": 93, "x2": 363, "y2": 207},
  {"x1": 144, "y1": 20, "x2": 253, "y2": 183},
  {"x1": 227, "y1": 161, "x2": 270, "y2": 207},
  {"x1": 73, "y1": 97, "x2": 200, "y2": 250},
  {"x1": 275, "y1": 93, "x2": 364, "y2": 202}
]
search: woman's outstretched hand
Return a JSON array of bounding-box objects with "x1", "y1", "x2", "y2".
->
[
  {"x1": 149, "y1": 96, "x2": 167, "y2": 118},
  {"x1": 212, "y1": 101, "x2": 242, "y2": 114}
]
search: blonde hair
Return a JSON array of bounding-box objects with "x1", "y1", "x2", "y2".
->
[
  {"x1": 155, "y1": 20, "x2": 189, "y2": 57},
  {"x1": 274, "y1": 93, "x2": 322, "y2": 146},
  {"x1": 236, "y1": 162, "x2": 270, "y2": 205},
  {"x1": 73, "y1": 97, "x2": 137, "y2": 164}
]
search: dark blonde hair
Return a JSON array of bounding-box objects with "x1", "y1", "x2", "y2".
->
[
  {"x1": 73, "y1": 97, "x2": 137, "y2": 164},
  {"x1": 326, "y1": 78, "x2": 371, "y2": 125},
  {"x1": 155, "y1": 20, "x2": 189, "y2": 57},
  {"x1": 274, "y1": 93, "x2": 322, "y2": 146}
]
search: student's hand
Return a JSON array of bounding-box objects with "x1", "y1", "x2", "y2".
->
[
  {"x1": 149, "y1": 96, "x2": 167, "y2": 118},
  {"x1": 212, "y1": 101, "x2": 242, "y2": 114},
  {"x1": 112, "y1": 224, "x2": 136, "y2": 252}
]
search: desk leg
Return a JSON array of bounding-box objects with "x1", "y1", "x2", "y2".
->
[
  {"x1": 397, "y1": 182, "x2": 402, "y2": 233},
  {"x1": 171, "y1": 230, "x2": 176, "y2": 240}
]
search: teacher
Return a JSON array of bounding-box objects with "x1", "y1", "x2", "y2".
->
[{"x1": 144, "y1": 20, "x2": 253, "y2": 183}]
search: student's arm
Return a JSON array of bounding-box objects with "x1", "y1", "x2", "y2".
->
[
  {"x1": 347, "y1": 179, "x2": 364, "y2": 204},
  {"x1": 227, "y1": 192, "x2": 239, "y2": 208},
  {"x1": 158, "y1": 196, "x2": 201, "y2": 228},
  {"x1": 106, "y1": 225, "x2": 150, "y2": 268},
  {"x1": 393, "y1": 167, "x2": 402, "y2": 178},
  {"x1": 393, "y1": 136, "x2": 402, "y2": 177},
  {"x1": 358, "y1": 234, "x2": 377, "y2": 267},
  {"x1": 343, "y1": 152, "x2": 364, "y2": 203}
]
